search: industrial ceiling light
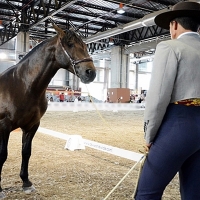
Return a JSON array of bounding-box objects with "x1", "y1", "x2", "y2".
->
[
  {"x1": 117, "y1": 3, "x2": 125, "y2": 14},
  {"x1": 0, "y1": 20, "x2": 4, "y2": 29}
]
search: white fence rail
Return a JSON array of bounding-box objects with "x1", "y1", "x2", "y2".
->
[{"x1": 47, "y1": 102, "x2": 145, "y2": 112}]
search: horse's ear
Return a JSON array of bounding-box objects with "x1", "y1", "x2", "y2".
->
[{"x1": 52, "y1": 23, "x2": 65, "y2": 37}]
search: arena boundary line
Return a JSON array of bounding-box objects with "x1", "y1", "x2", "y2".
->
[{"x1": 38, "y1": 127, "x2": 143, "y2": 162}]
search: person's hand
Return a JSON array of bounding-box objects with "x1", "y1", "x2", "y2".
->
[{"x1": 146, "y1": 143, "x2": 152, "y2": 149}]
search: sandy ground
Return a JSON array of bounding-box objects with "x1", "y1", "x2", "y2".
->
[{"x1": 2, "y1": 110, "x2": 181, "y2": 199}]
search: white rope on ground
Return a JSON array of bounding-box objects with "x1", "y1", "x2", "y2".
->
[
  {"x1": 103, "y1": 146, "x2": 149, "y2": 200},
  {"x1": 103, "y1": 155, "x2": 146, "y2": 200}
]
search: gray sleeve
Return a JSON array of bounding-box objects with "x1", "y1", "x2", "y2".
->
[{"x1": 144, "y1": 41, "x2": 178, "y2": 144}]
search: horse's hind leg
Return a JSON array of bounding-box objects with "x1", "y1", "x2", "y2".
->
[
  {"x1": 0, "y1": 129, "x2": 10, "y2": 198},
  {"x1": 20, "y1": 122, "x2": 39, "y2": 193}
]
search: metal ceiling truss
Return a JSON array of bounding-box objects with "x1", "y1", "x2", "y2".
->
[
  {"x1": 127, "y1": 25, "x2": 168, "y2": 43},
  {"x1": 87, "y1": 25, "x2": 169, "y2": 54},
  {"x1": 0, "y1": 0, "x2": 182, "y2": 53}
]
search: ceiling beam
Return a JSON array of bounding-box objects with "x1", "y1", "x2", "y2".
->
[{"x1": 83, "y1": 7, "x2": 169, "y2": 44}]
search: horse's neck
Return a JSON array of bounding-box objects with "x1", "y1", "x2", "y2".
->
[{"x1": 16, "y1": 38, "x2": 60, "y2": 95}]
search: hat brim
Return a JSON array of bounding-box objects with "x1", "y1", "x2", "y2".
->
[{"x1": 155, "y1": 10, "x2": 200, "y2": 30}]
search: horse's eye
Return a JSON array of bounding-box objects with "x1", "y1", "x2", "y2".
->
[{"x1": 68, "y1": 43, "x2": 74, "y2": 48}]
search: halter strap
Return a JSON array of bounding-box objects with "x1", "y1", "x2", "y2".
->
[
  {"x1": 72, "y1": 58, "x2": 93, "y2": 65},
  {"x1": 59, "y1": 40, "x2": 93, "y2": 75}
]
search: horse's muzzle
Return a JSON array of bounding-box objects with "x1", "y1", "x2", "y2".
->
[{"x1": 81, "y1": 68, "x2": 96, "y2": 84}]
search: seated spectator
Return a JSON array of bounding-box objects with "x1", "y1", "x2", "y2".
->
[{"x1": 59, "y1": 93, "x2": 65, "y2": 102}]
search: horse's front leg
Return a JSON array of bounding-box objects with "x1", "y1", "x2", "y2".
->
[
  {"x1": 20, "y1": 122, "x2": 40, "y2": 193},
  {"x1": 0, "y1": 128, "x2": 10, "y2": 199}
]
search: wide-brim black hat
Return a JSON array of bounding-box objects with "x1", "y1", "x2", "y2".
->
[{"x1": 155, "y1": 1, "x2": 200, "y2": 30}]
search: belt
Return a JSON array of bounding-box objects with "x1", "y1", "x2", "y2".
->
[{"x1": 174, "y1": 98, "x2": 200, "y2": 106}]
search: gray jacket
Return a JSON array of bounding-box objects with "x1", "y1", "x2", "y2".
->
[{"x1": 144, "y1": 33, "x2": 200, "y2": 144}]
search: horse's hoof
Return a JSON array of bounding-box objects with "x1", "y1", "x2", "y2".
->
[
  {"x1": 23, "y1": 185, "x2": 35, "y2": 194},
  {"x1": 0, "y1": 192, "x2": 6, "y2": 199}
]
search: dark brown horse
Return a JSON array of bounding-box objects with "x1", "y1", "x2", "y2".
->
[{"x1": 0, "y1": 24, "x2": 96, "y2": 198}]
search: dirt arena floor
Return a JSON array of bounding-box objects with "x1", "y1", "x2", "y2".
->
[{"x1": 2, "y1": 110, "x2": 181, "y2": 199}]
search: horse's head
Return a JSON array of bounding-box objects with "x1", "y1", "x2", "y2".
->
[{"x1": 53, "y1": 24, "x2": 96, "y2": 84}]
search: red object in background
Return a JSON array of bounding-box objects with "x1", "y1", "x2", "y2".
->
[{"x1": 59, "y1": 93, "x2": 65, "y2": 102}]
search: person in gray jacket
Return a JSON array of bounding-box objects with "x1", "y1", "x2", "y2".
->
[{"x1": 135, "y1": 2, "x2": 200, "y2": 200}]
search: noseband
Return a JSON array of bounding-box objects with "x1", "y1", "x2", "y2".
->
[{"x1": 59, "y1": 40, "x2": 93, "y2": 75}]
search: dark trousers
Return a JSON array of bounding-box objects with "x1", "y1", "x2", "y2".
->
[{"x1": 135, "y1": 104, "x2": 200, "y2": 200}]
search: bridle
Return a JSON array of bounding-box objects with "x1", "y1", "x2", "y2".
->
[{"x1": 59, "y1": 40, "x2": 93, "y2": 76}]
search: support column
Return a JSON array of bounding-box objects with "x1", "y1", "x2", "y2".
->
[
  {"x1": 15, "y1": 32, "x2": 29, "y2": 63},
  {"x1": 135, "y1": 63, "x2": 139, "y2": 91},
  {"x1": 124, "y1": 54, "x2": 130, "y2": 88},
  {"x1": 110, "y1": 46, "x2": 129, "y2": 88},
  {"x1": 102, "y1": 59, "x2": 110, "y2": 101},
  {"x1": 69, "y1": 73, "x2": 79, "y2": 90},
  {"x1": 103, "y1": 59, "x2": 110, "y2": 90}
]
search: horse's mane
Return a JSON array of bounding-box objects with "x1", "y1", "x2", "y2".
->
[{"x1": 18, "y1": 39, "x2": 51, "y2": 63}]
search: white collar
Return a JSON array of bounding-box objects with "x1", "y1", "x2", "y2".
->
[{"x1": 177, "y1": 32, "x2": 199, "y2": 39}]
